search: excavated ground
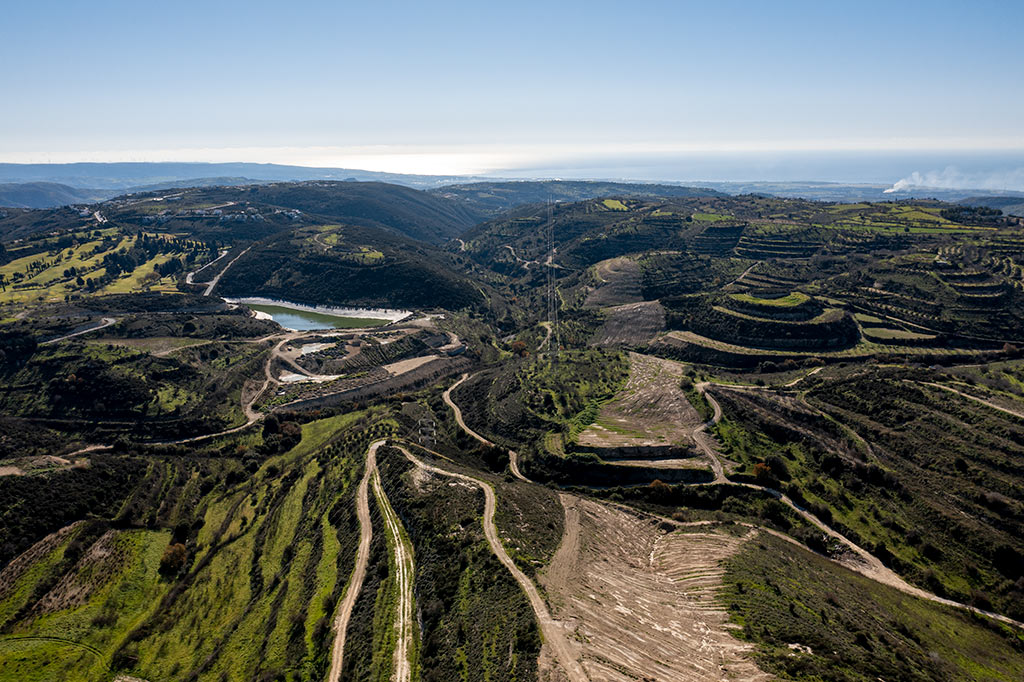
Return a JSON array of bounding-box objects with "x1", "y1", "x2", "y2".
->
[
  {"x1": 584, "y1": 258, "x2": 643, "y2": 309},
  {"x1": 591, "y1": 301, "x2": 666, "y2": 347},
  {"x1": 539, "y1": 496, "x2": 771, "y2": 682},
  {"x1": 577, "y1": 353, "x2": 702, "y2": 452}
]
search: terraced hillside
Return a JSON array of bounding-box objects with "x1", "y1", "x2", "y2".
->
[{"x1": 4, "y1": 182, "x2": 1024, "y2": 681}]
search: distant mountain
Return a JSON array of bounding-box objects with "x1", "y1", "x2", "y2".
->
[
  {"x1": 0, "y1": 182, "x2": 114, "y2": 208},
  {"x1": 0, "y1": 162, "x2": 486, "y2": 191},
  {"x1": 124, "y1": 176, "x2": 263, "y2": 193},
  {"x1": 239, "y1": 182, "x2": 481, "y2": 243},
  {"x1": 958, "y1": 195, "x2": 1024, "y2": 217},
  {"x1": 430, "y1": 180, "x2": 723, "y2": 214}
]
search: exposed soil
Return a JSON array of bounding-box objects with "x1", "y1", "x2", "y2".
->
[
  {"x1": 327, "y1": 439, "x2": 381, "y2": 682},
  {"x1": 370, "y1": 463, "x2": 416, "y2": 682},
  {"x1": 584, "y1": 258, "x2": 643, "y2": 309},
  {"x1": 591, "y1": 301, "x2": 665, "y2": 347},
  {"x1": 539, "y1": 496, "x2": 770, "y2": 681},
  {"x1": 394, "y1": 445, "x2": 589, "y2": 682},
  {"x1": 0, "y1": 523, "x2": 83, "y2": 600},
  {"x1": 34, "y1": 530, "x2": 121, "y2": 614},
  {"x1": 577, "y1": 353, "x2": 701, "y2": 452}
]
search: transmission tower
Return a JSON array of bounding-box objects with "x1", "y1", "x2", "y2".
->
[{"x1": 546, "y1": 200, "x2": 559, "y2": 361}]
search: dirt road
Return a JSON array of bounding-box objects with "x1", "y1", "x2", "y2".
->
[
  {"x1": 370, "y1": 461, "x2": 416, "y2": 682},
  {"x1": 922, "y1": 381, "x2": 1024, "y2": 420},
  {"x1": 442, "y1": 374, "x2": 494, "y2": 447},
  {"x1": 537, "y1": 321, "x2": 552, "y2": 352},
  {"x1": 696, "y1": 381, "x2": 1024, "y2": 630},
  {"x1": 394, "y1": 445, "x2": 588, "y2": 682},
  {"x1": 692, "y1": 383, "x2": 727, "y2": 482},
  {"x1": 327, "y1": 439, "x2": 382, "y2": 682},
  {"x1": 443, "y1": 375, "x2": 528, "y2": 481},
  {"x1": 444, "y1": 369, "x2": 1024, "y2": 632},
  {"x1": 503, "y1": 244, "x2": 538, "y2": 268}
]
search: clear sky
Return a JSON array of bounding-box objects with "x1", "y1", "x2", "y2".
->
[{"x1": 3, "y1": 0, "x2": 1023, "y2": 181}]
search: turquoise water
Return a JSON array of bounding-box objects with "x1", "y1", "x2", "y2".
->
[{"x1": 248, "y1": 303, "x2": 387, "y2": 331}]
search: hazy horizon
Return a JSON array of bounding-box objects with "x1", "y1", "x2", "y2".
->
[{"x1": 3, "y1": 1, "x2": 1023, "y2": 190}]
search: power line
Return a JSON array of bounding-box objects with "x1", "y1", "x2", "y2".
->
[{"x1": 546, "y1": 199, "x2": 559, "y2": 362}]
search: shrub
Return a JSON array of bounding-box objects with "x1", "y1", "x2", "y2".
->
[{"x1": 159, "y1": 543, "x2": 188, "y2": 576}]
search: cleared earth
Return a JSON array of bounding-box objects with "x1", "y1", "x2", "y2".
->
[
  {"x1": 539, "y1": 496, "x2": 770, "y2": 682},
  {"x1": 577, "y1": 353, "x2": 702, "y2": 452}
]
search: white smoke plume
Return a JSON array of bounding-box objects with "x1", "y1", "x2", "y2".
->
[{"x1": 885, "y1": 166, "x2": 1024, "y2": 193}]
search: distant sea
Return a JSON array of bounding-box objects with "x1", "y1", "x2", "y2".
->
[{"x1": 491, "y1": 151, "x2": 1024, "y2": 193}]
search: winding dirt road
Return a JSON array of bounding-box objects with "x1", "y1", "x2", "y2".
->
[
  {"x1": 692, "y1": 383, "x2": 727, "y2": 482},
  {"x1": 694, "y1": 379, "x2": 1024, "y2": 630},
  {"x1": 445, "y1": 369, "x2": 1024, "y2": 632},
  {"x1": 443, "y1": 374, "x2": 528, "y2": 481},
  {"x1": 370, "y1": 460, "x2": 416, "y2": 682},
  {"x1": 442, "y1": 374, "x2": 493, "y2": 447},
  {"x1": 922, "y1": 381, "x2": 1024, "y2": 420},
  {"x1": 393, "y1": 444, "x2": 588, "y2": 682},
  {"x1": 328, "y1": 439, "x2": 382, "y2": 682}
]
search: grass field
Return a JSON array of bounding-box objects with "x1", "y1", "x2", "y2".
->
[
  {"x1": 861, "y1": 326, "x2": 937, "y2": 341},
  {"x1": 0, "y1": 231, "x2": 197, "y2": 304},
  {"x1": 729, "y1": 291, "x2": 811, "y2": 307},
  {"x1": 693, "y1": 211, "x2": 732, "y2": 222}
]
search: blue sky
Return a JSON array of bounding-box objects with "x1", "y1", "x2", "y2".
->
[{"x1": 2, "y1": 0, "x2": 1022, "y2": 182}]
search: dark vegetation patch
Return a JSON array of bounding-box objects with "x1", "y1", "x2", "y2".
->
[
  {"x1": 724, "y1": 533, "x2": 1024, "y2": 682},
  {"x1": 0, "y1": 455, "x2": 146, "y2": 569},
  {"x1": 377, "y1": 446, "x2": 541, "y2": 682},
  {"x1": 713, "y1": 369, "x2": 1024, "y2": 619},
  {"x1": 216, "y1": 225, "x2": 486, "y2": 311},
  {"x1": 493, "y1": 480, "x2": 564, "y2": 577}
]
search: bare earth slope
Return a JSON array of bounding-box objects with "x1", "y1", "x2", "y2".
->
[
  {"x1": 584, "y1": 257, "x2": 643, "y2": 308},
  {"x1": 591, "y1": 301, "x2": 666, "y2": 347},
  {"x1": 540, "y1": 496, "x2": 770, "y2": 682},
  {"x1": 577, "y1": 352, "x2": 701, "y2": 451}
]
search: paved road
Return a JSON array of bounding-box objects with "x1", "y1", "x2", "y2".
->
[
  {"x1": 327, "y1": 439, "x2": 382, "y2": 682},
  {"x1": 185, "y1": 249, "x2": 229, "y2": 285},
  {"x1": 394, "y1": 444, "x2": 589, "y2": 682},
  {"x1": 40, "y1": 317, "x2": 117, "y2": 345},
  {"x1": 203, "y1": 245, "x2": 252, "y2": 296}
]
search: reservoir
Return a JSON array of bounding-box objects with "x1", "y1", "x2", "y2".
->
[{"x1": 224, "y1": 297, "x2": 411, "y2": 331}]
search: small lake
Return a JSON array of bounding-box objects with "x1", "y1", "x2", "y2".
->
[{"x1": 225, "y1": 297, "x2": 411, "y2": 331}]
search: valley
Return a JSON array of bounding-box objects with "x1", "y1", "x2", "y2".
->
[{"x1": 1, "y1": 179, "x2": 1024, "y2": 682}]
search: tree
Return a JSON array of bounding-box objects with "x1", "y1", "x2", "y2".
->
[{"x1": 159, "y1": 543, "x2": 188, "y2": 576}]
